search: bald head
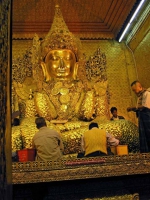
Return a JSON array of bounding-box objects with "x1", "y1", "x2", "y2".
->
[{"x1": 131, "y1": 81, "x2": 143, "y2": 94}]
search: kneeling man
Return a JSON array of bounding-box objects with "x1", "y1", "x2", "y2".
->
[
  {"x1": 32, "y1": 117, "x2": 64, "y2": 161},
  {"x1": 81, "y1": 122, "x2": 119, "y2": 157}
]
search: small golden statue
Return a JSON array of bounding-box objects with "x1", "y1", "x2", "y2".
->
[{"x1": 12, "y1": 5, "x2": 139, "y2": 154}]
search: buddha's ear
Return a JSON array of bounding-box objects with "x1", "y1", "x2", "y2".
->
[
  {"x1": 73, "y1": 62, "x2": 78, "y2": 80},
  {"x1": 41, "y1": 62, "x2": 51, "y2": 82},
  {"x1": 41, "y1": 62, "x2": 46, "y2": 78}
]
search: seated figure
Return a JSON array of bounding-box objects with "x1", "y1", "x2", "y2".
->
[
  {"x1": 34, "y1": 47, "x2": 96, "y2": 121},
  {"x1": 17, "y1": 5, "x2": 109, "y2": 123},
  {"x1": 32, "y1": 117, "x2": 64, "y2": 161},
  {"x1": 110, "y1": 107, "x2": 125, "y2": 121},
  {"x1": 80, "y1": 122, "x2": 119, "y2": 157},
  {"x1": 12, "y1": 5, "x2": 139, "y2": 156}
]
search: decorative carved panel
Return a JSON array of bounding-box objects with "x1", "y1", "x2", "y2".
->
[{"x1": 12, "y1": 154, "x2": 150, "y2": 184}]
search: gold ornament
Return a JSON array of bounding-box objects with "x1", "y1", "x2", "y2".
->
[
  {"x1": 59, "y1": 94, "x2": 70, "y2": 104},
  {"x1": 60, "y1": 105, "x2": 68, "y2": 111},
  {"x1": 41, "y1": 5, "x2": 82, "y2": 61},
  {"x1": 51, "y1": 87, "x2": 60, "y2": 95},
  {"x1": 59, "y1": 87, "x2": 69, "y2": 95}
]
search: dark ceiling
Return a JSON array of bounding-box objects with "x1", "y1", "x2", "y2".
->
[{"x1": 12, "y1": 0, "x2": 138, "y2": 39}]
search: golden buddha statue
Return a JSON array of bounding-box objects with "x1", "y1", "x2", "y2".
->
[
  {"x1": 12, "y1": 5, "x2": 139, "y2": 155},
  {"x1": 29, "y1": 5, "x2": 109, "y2": 122},
  {"x1": 35, "y1": 48, "x2": 86, "y2": 121}
]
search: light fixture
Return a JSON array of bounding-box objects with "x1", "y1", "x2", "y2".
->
[
  {"x1": 118, "y1": 0, "x2": 146, "y2": 42},
  {"x1": 126, "y1": 2, "x2": 150, "y2": 44}
]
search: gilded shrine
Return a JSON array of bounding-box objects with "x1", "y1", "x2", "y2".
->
[{"x1": 12, "y1": 5, "x2": 139, "y2": 157}]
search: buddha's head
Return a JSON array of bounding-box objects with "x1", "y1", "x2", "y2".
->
[
  {"x1": 40, "y1": 5, "x2": 83, "y2": 82},
  {"x1": 41, "y1": 49, "x2": 78, "y2": 81}
]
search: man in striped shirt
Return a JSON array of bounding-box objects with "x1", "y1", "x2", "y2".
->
[{"x1": 127, "y1": 81, "x2": 150, "y2": 153}]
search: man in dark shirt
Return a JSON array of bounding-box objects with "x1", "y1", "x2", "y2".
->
[{"x1": 110, "y1": 107, "x2": 125, "y2": 121}]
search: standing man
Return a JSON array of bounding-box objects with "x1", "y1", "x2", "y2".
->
[
  {"x1": 110, "y1": 107, "x2": 125, "y2": 120},
  {"x1": 127, "y1": 80, "x2": 150, "y2": 153},
  {"x1": 81, "y1": 122, "x2": 119, "y2": 157},
  {"x1": 32, "y1": 117, "x2": 64, "y2": 161}
]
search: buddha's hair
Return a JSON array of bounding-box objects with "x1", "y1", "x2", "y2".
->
[
  {"x1": 89, "y1": 122, "x2": 99, "y2": 130},
  {"x1": 131, "y1": 80, "x2": 140, "y2": 87},
  {"x1": 35, "y1": 117, "x2": 47, "y2": 129},
  {"x1": 110, "y1": 107, "x2": 117, "y2": 113}
]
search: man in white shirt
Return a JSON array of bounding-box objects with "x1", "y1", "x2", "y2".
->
[
  {"x1": 127, "y1": 81, "x2": 150, "y2": 153},
  {"x1": 32, "y1": 117, "x2": 64, "y2": 161}
]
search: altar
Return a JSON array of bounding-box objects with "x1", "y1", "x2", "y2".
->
[
  {"x1": 12, "y1": 154, "x2": 150, "y2": 184},
  {"x1": 11, "y1": 4, "x2": 150, "y2": 200},
  {"x1": 11, "y1": 5, "x2": 140, "y2": 158},
  {"x1": 12, "y1": 154, "x2": 150, "y2": 199}
]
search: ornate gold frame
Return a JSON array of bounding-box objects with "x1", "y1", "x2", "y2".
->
[{"x1": 12, "y1": 153, "x2": 150, "y2": 184}]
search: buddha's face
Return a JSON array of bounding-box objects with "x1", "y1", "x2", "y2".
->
[{"x1": 42, "y1": 49, "x2": 77, "y2": 81}]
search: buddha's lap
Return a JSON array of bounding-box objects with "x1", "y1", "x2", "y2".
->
[{"x1": 12, "y1": 119, "x2": 139, "y2": 154}]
